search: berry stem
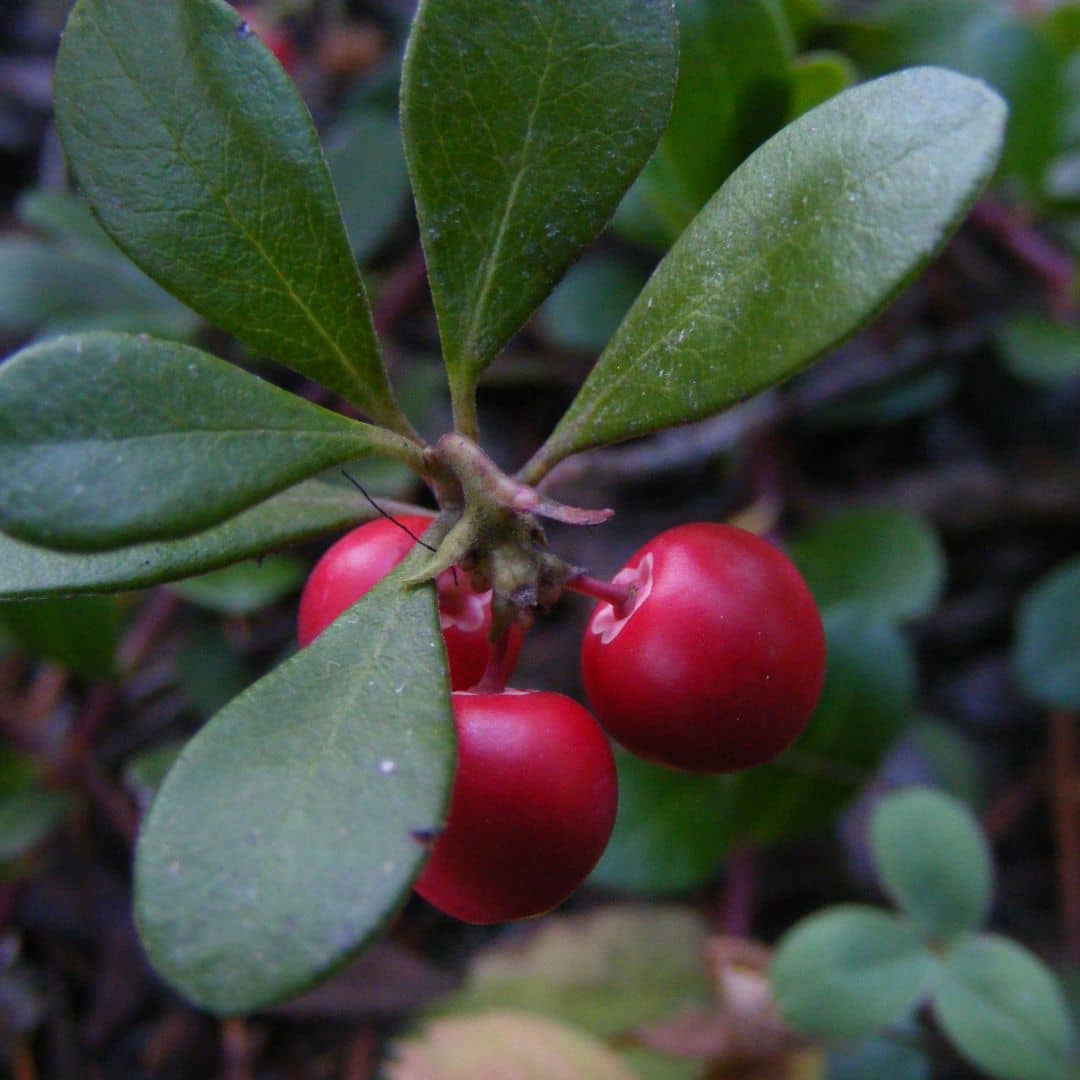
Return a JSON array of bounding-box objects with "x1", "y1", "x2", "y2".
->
[
  {"x1": 565, "y1": 573, "x2": 634, "y2": 615},
  {"x1": 473, "y1": 629, "x2": 518, "y2": 694}
]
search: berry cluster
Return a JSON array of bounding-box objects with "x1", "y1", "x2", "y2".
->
[{"x1": 297, "y1": 519, "x2": 825, "y2": 924}]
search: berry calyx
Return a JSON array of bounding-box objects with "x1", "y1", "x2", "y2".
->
[
  {"x1": 414, "y1": 690, "x2": 618, "y2": 924},
  {"x1": 580, "y1": 523, "x2": 826, "y2": 774},
  {"x1": 297, "y1": 515, "x2": 520, "y2": 691}
]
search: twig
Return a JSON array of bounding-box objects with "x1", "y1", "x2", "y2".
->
[
  {"x1": 1049, "y1": 710, "x2": 1080, "y2": 964},
  {"x1": 970, "y1": 199, "x2": 1076, "y2": 318}
]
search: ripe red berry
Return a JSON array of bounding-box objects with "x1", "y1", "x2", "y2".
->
[
  {"x1": 236, "y1": 7, "x2": 298, "y2": 73},
  {"x1": 580, "y1": 523, "x2": 826, "y2": 774},
  {"x1": 297, "y1": 516, "x2": 520, "y2": 691},
  {"x1": 414, "y1": 690, "x2": 617, "y2": 924}
]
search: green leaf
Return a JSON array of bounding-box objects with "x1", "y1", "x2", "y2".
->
[
  {"x1": 124, "y1": 739, "x2": 187, "y2": 813},
  {"x1": 401, "y1": 0, "x2": 676, "y2": 404},
  {"x1": 841, "y1": 2, "x2": 1067, "y2": 200},
  {"x1": 589, "y1": 749, "x2": 733, "y2": 896},
  {"x1": 1014, "y1": 555, "x2": 1080, "y2": 710},
  {"x1": 535, "y1": 257, "x2": 650, "y2": 355},
  {"x1": 0, "y1": 767, "x2": 74, "y2": 863},
  {"x1": 827, "y1": 1030, "x2": 929, "y2": 1080},
  {"x1": 771, "y1": 906, "x2": 936, "y2": 1042},
  {"x1": 176, "y1": 625, "x2": 252, "y2": 718},
  {"x1": 434, "y1": 905, "x2": 710, "y2": 1038},
  {"x1": 790, "y1": 508, "x2": 946, "y2": 622},
  {"x1": 526, "y1": 68, "x2": 1006, "y2": 475},
  {"x1": 0, "y1": 479, "x2": 376, "y2": 600},
  {"x1": 388, "y1": 1010, "x2": 637, "y2": 1079},
  {"x1": 908, "y1": 717, "x2": 982, "y2": 808},
  {"x1": 54, "y1": 0, "x2": 406, "y2": 430},
  {"x1": 933, "y1": 934, "x2": 1076, "y2": 1080},
  {"x1": 0, "y1": 333, "x2": 391, "y2": 551},
  {"x1": 807, "y1": 368, "x2": 956, "y2": 429},
  {"x1": 170, "y1": 556, "x2": 306, "y2": 616},
  {"x1": 789, "y1": 51, "x2": 856, "y2": 119},
  {"x1": 134, "y1": 558, "x2": 454, "y2": 1014},
  {"x1": 996, "y1": 316, "x2": 1080, "y2": 386},
  {"x1": 0, "y1": 238, "x2": 200, "y2": 341},
  {"x1": 870, "y1": 787, "x2": 991, "y2": 942},
  {"x1": 731, "y1": 606, "x2": 917, "y2": 845},
  {"x1": 15, "y1": 189, "x2": 117, "y2": 251},
  {"x1": 615, "y1": 0, "x2": 794, "y2": 248},
  {"x1": 326, "y1": 107, "x2": 411, "y2": 263},
  {"x1": 0, "y1": 595, "x2": 123, "y2": 679}
]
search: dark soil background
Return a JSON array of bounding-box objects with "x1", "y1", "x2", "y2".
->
[{"x1": 0, "y1": 1, "x2": 1077, "y2": 1077}]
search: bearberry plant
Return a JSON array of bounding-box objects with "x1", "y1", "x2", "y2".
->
[{"x1": 0, "y1": 0, "x2": 1005, "y2": 1015}]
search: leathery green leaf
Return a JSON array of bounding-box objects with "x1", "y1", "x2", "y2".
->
[
  {"x1": 0, "y1": 479, "x2": 394, "y2": 600},
  {"x1": 0, "y1": 334, "x2": 398, "y2": 551},
  {"x1": 401, "y1": 0, "x2": 676, "y2": 414},
  {"x1": 54, "y1": 0, "x2": 408, "y2": 430},
  {"x1": 134, "y1": 555, "x2": 455, "y2": 1014},
  {"x1": 524, "y1": 68, "x2": 1006, "y2": 479}
]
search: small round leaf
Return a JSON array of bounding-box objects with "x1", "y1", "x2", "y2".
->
[
  {"x1": 870, "y1": 787, "x2": 991, "y2": 941},
  {"x1": 933, "y1": 934, "x2": 1076, "y2": 1080},
  {"x1": 771, "y1": 906, "x2": 936, "y2": 1042},
  {"x1": 1014, "y1": 556, "x2": 1080, "y2": 709},
  {"x1": 790, "y1": 508, "x2": 945, "y2": 622},
  {"x1": 589, "y1": 749, "x2": 734, "y2": 896}
]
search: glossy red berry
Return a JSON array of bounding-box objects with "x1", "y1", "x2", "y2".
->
[
  {"x1": 414, "y1": 690, "x2": 617, "y2": 924},
  {"x1": 580, "y1": 523, "x2": 826, "y2": 774},
  {"x1": 237, "y1": 7, "x2": 298, "y2": 73},
  {"x1": 297, "y1": 516, "x2": 520, "y2": 691}
]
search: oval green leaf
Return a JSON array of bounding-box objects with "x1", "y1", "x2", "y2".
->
[
  {"x1": 615, "y1": 0, "x2": 794, "y2": 249},
  {"x1": 0, "y1": 238, "x2": 199, "y2": 341},
  {"x1": 1014, "y1": 555, "x2": 1080, "y2": 710},
  {"x1": 0, "y1": 595, "x2": 123, "y2": 680},
  {"x1": 134, "y1": 562, "x2": 455, "y2": 1014},
  {"x1": 526, "y1": 67, "x2": 1006, "y2": 477},
  {"x1": 0, "y1": 478, "x2": 388, "y2": 600},
  {"x1": 589, "y1": 749, "x2": 734, "y2": 896},
  {"x1": 933, "y1": 934, "x2": 1076, "y2": 1080},
  {"x1": 170, "y1": 556, "x2": 307, "y2": 616},
  {"x1": 731, "y1": 606, "x2": 917, "y2": 845},
  {"x1": 771, "y1": 906, "x2": 936, "y2": 1042},
  {"x1": 401, "y1": 0, "x2": 676, "y2": 395},
  {"x1": 0, "y1": 755, "x2": 74, "y2": 864},
  {"x1": 54, "y1": 0, "x2": 406, "y2": 430},
  {"x1": 0, "y1": 333, "x2": 390, "y2": 551},
  {"x1": 790, "y1": 507, "x2": 946, "y2": 622},
  {"x1": 536, "y1": 257, "x2": 651, "y2": 356},
  {"x1": 996, "y1": 315, "x2": 1080, "y2": 387},
  {"x1": 789, "y1": 51, "x2": 857, "y2": 120},
  {"x1": 870, "y1": 787, "x2": 991, "y2": 942},
  {"x1": 827, "y1": 1031, "x2": 930, "y2": 1080}
]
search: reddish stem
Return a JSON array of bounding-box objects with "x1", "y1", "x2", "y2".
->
[
  {"x1": 565, "y1": 573, "x2": 634, "y2": 614},
  {"x1": 1049, "y1": 710, "x2": 1080, "y2": 964},
  {"x1": 720, "y1": 846, "x2": 756, "y2": 938},
  {"x1": 473, "y1": 630, "x2": 519, "y2": 694},
  {"x1": 970, "y1": 199, "x2": 1076, "y2": 317}
]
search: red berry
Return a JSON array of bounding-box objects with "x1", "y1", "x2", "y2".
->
[
  {"x1": 237, "y1": 7, "x2": 297, "y2": 73},
  {"x1": 414, "y1": 690, "x2": 617, "y2": 923},
  {"x1": 297, "y1": 516, "x2": 520, "y2": 691},
  {"x1": 580, "y1": 524, "x2": 826, "y2": 774}
]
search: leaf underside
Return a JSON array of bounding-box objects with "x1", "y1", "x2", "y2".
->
[{"x1": 134, "y1": 557, "x2": 455, "y2": 1015}]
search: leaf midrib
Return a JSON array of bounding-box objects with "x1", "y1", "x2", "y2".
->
[
  {"x1": 79, "y1": 4, "x2": 374, "y2": 400},
  {"x1": 459, "y1": 10, "x2": 559, "y2": 370}
]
